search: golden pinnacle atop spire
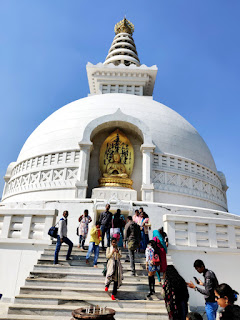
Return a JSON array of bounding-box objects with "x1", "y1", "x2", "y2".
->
[{"x1": 114, "y1": 17, "x2": 134, "y2": 35}]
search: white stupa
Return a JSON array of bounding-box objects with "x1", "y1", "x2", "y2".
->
[{"x1": 0, "y1": 18, "x2": 239, "y2": 310}]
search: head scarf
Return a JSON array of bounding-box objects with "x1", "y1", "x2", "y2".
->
[{"x1": 153, "y1": 229, "x2": 167, "y2": 253}]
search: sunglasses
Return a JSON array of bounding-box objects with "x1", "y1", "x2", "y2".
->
[{"x1": 215, "y1": 295, "x2": 221, "y2": 300}]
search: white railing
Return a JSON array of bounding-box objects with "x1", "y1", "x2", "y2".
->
[
  {"x1": 163, "y1": 214, "x2": 240, "y2": 251},
  {"x1": 153, "y1": 153, "x2": 222, "y2": 189},
  {"x1": 0, "y1": 208, "x2": 58, "y2": 244},
  {"x1": 153, "y1": 153, "x2": 227, "y2": 209},
  {"x1": 3, "y1": 150, "x2": 80, "y2": 199}
]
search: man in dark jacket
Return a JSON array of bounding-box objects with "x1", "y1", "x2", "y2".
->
[
  {"x1": 124, "y1": 216, "x2": 141, "y2": 276},
  {"x1": 99, "y1": 204, "x2": 112, "y2": 249},
  {"x1": 187, "y1": 259, "x2": 218, "y2": 320}
]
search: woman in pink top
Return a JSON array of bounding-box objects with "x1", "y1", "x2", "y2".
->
[{"x1": 132, "y1": 209, "x2": 141, "y2": 224}]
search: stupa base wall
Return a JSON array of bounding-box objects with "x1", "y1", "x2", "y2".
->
[{"x1": 91, "y1": 187, "x2": 137, "y2": 201}]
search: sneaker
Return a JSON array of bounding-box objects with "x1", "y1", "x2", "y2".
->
[
  {"x1": 131, "y1": 271, "x2": 136, "y2": 276},
  {"x1": 147, "y1": 292, "x2": 153, "y2": 298},
  {"x1": 66, "y1": 257, "x2": 72, "y2": 261},
  {"x1": 111, "y1": 295, "x2": 116, "y2": 300},
  {"x1": 105, "y1": 287, "x2": 108, "y2": 292}
]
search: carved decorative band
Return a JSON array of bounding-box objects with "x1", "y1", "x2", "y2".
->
[
  {"x1": 11, "y1": 151, "x2": 80, "y2": 179},
  {"x1": 3, "y1": 167, "x2": 78, "y2": 199},
  {"x1": 153, "y1": 153, "x2": 222, "y2": 189},
  {"x1": 153, "y1": 170, "x2": 227, "y2": 207}
]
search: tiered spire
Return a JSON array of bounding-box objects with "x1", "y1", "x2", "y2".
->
[
  {"x1": 104, "y1": 18, "x2": 140, "y2": 66},
  {"x1": 86, "y1": 18, "x2": 157, "y2": 96}
]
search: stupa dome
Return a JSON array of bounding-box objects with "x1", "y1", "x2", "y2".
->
[{"x1": 18, "y1": 93, "x2": 216, "y2": 170}]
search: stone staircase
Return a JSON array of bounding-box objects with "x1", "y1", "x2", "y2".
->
[{"x1": 0, "y1": 244, "x2": 172, "y2": 320}]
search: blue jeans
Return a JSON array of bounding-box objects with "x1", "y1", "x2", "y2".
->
[
  {"x1": 205, "y1": 301, "x2": 218, "y2": 320},
  {"x1": 54, "y1": 235, "x2": 73, "y2": 264},
  {"x1": 100, "y1": 225, "x2": 110, "y2": 248},
  {"x1": 86, "y1": 242, "x2": 99, "y2": 266}
]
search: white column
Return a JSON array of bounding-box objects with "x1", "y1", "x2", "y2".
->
[
  {"x1": 75, "y1": 141, "x2": 93, "y2": 198},
  {"x1": 140, "y1": 143, "x2": 155, "y2": 202}
]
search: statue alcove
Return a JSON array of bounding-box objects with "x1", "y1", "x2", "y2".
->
[{"x1": 87, "y1": 123, "x2": 143, "y2": 200}]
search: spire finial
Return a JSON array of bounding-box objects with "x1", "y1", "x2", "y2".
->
[{"x1": 114, "y1": 17, "x2": 134, "y2": 35}]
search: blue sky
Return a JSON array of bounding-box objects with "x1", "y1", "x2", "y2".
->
[{"x1": 0, "y1": 1, "x2": 239, "y2": 213}]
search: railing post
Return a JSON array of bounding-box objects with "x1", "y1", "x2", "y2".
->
[
  {"x1": 208, "y1": 223, "x2": 218, "y2": 248},
  {"x1": 188, "y1": 222, "x2": 197, "y2": 247},
  {"x1": 228, "y1": 225, "x2": 237, "y2": 249},
  {"x1": 21, "y1": 215, "x2": 32, "y2": 239},
  {"x1": 164, "y1": 215, "x2": 176, "y2": 246},
  {"x1": 0, "y1": 215, "x2": 12, "y2": 239}
]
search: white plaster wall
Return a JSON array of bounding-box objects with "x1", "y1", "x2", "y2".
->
[
  {"x1": 169, "y1": 249, "x2": 240, "y2": 310},
  {"x1": 154, "y1": 191, "x2": 226, "y2": 212},
  {"x1": 2, "y1": 189, "x2": 76, "y2": 203},
  {"x1": 0, "y1": 245, "x2": 44, "y2": 301}
]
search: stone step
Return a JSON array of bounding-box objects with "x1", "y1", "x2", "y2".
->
[
  {"x1": 29, "y1": 270, "x2": 147, "y2": 281},
  {"x1": 49, "y1": 244, "x2": 130, "y2": 252},
  {"x1": 20, "y1": 286, "x2": 163, "y2": 300},
  {"x1": 14, "y1": 295, "x2": 165, "y2": 308},
  {"x1": 45, "y1": 247, "x2": 134, "y2": 254},
  {"x1": 25, "y1": 277, "x2": 151, "y2": 290},
  {"x1": 41, "y1": 253, "x2": 147, "y2": 263},
  {"x1": 33, "y1": 264, "x2": 147, "y2": 274},
  {"x1": 37, "y1": 258, "x2": 146, "y2": 269},
  {"x1": 7, "y1": 304, "x2": 168, "y2": 319}
]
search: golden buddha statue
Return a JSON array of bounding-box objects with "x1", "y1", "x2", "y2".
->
[
  {"x1": 103, "y1": 152, "x2": 128, "y2": 179},
  {"x1": 98, "y1": 129, "x2": 134, "y2": 189}
]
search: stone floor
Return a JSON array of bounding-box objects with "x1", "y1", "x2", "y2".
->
[{"x1": 0, "y1": 303, "x2": 10, "y2": 316}]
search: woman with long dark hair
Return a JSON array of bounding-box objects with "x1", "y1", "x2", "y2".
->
[
  {"x1": 215, "y1": 283, "x2": 240, "y2": 319},
  {"x1": 163, "y1": 265, "x2": 189, "y2": 320},
  {"x1": 139, "y1": 212, "x2": 151, "y2": 252},
  {"x1": 145, "y1": 240, "x2": 160, "y2": 297}
]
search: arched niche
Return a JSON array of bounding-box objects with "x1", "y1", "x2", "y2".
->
[
  {"x1": 76, "y1": 108, "x2": 155, "y2": 201},
  {"x1": 87, "y1": 121, "x2": 144, "y2": 200}
]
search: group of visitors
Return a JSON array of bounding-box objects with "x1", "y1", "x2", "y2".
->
[
  {"x1": 53, "y1": 208, "x2": 240, "y2": 319},
  {"x1": 132, "y1": 208, "x2": 151, "y2": 252},
  {"x1": 163, "y1": 259, "x2": 240, "y2": 320}
]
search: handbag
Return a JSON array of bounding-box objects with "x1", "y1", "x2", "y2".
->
[
  {"x1": 102, "y1": 262, "x2": 107, "y2": 277},
  {"x1": 151, "y1": 253, "x2": 161, "y2": 266},
  {"x1": 76, "y1": 227, "x2": 79, "y2": 236}
]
